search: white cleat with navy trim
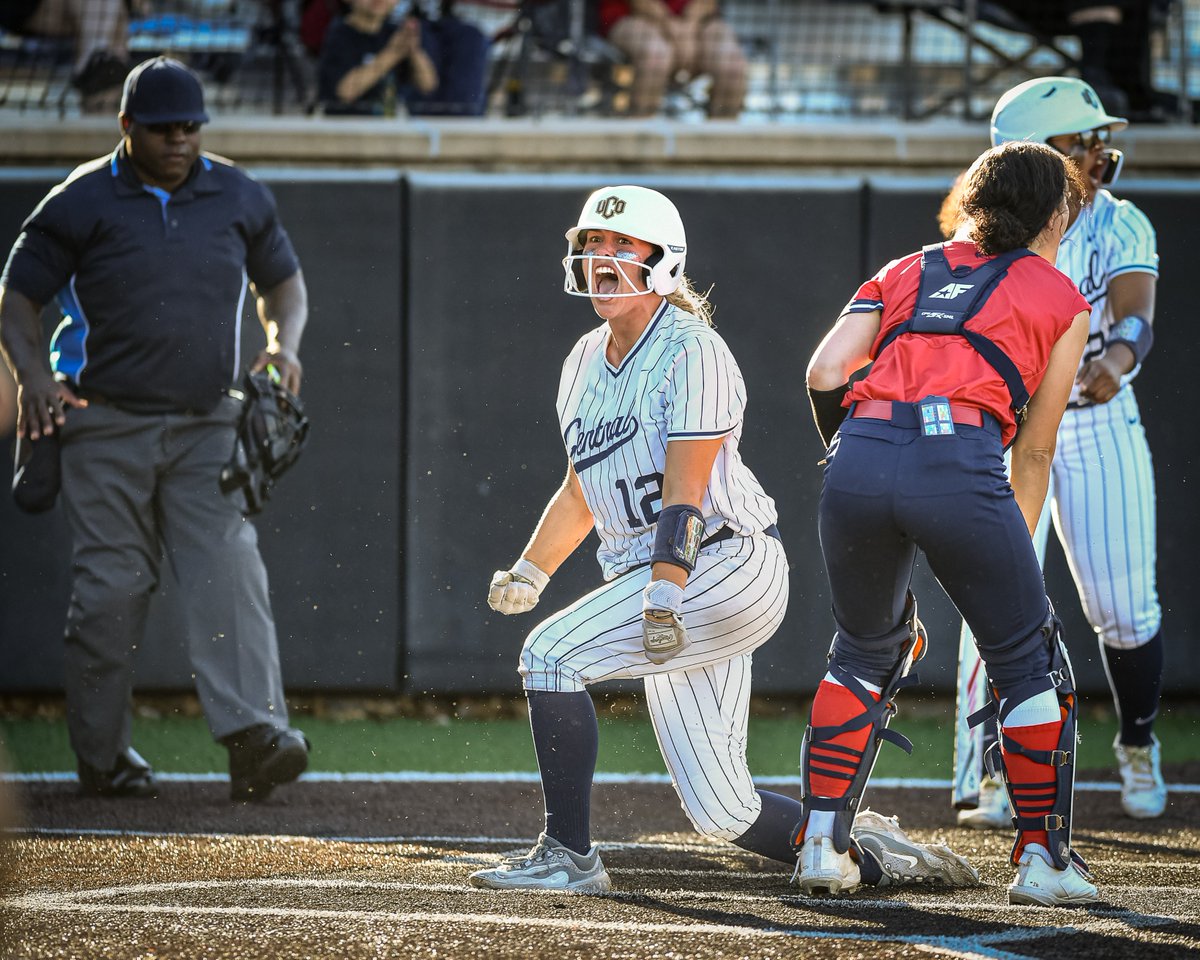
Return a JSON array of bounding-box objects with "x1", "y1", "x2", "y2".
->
[
  {"x1": 1008, "y1": 843, "x2": 1099, "y2": 907},
  {"x1": 793, "y1": 835, "x2": 861, "y2": 896}
]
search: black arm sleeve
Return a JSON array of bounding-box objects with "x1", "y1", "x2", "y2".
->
[{"x1": 808, "y1": 382, "x2": 851, "y2": 447}]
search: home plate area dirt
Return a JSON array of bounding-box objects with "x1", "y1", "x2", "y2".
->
[{"x1": 3, "y1": 778, "x2": 1200, "y2": 959}]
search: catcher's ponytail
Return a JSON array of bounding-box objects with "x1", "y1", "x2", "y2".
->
[{"x1": 959, "y1": 141, "x2": 1087, "y2": 256}]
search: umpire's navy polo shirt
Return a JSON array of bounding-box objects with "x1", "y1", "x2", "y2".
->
[{"x1": 0, "y1": 144, "x2": 300, "y2": 413}]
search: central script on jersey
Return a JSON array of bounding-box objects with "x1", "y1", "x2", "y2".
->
[{"x1": 564, "y1": 414, "x2": 640, "y2": 471}]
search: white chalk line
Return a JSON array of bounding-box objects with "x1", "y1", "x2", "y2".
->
[
  {"x1": 16, "y1": 875, "x2": 1193, "y2": 915},
  {"x1": 6, "y1": 877, "x2": 1189, "y2": 960},
  {"x1": 9, "y1": 771, "x2": 1198, "y2": 793}
]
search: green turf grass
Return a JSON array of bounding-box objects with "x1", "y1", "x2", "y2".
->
[{"x1": 3, "y1": 700, "x2": 1197, "y2": 777}]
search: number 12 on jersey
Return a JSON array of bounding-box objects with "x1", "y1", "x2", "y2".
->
[{"x1": 615, "y1": 472, "x2": 664, "y2": 528}]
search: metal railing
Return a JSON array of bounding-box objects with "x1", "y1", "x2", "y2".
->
[{"x1": 0, "y1": 0, "x2": 1195, "y2": 122}]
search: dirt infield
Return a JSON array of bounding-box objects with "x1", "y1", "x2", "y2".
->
[{"x1": 4, "y1": 774, "x2": 1200, "y2": 959}]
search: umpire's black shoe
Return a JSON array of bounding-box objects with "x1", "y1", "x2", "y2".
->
[
  {"x1": 223, "y1": 724, "x2": 309, "y2": 802},
  {"x1": 77, "y1": 747, "x2": 159, "y2": 798}
]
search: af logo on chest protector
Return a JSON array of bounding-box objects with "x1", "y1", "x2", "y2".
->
[{"x1": 929, "y1": 282, "x2": 975, "y2": 299}]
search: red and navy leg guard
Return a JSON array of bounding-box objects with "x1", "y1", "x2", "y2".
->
[
  {"x1": 971, "y1": 609, "x2": 1084, "y2": 873},
  {"x1": 792, "y1": 596, "x2": 927, "y2": 856}
]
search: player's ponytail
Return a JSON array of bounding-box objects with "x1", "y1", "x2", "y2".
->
[
  {"x1": 959, "y1": 141, "x2": 1087, "y2": 256},
  {"x1": 667, "y1": 275, "x2": 714, "y2": 327}
]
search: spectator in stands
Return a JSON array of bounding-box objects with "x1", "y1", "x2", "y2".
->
[
  {"x1": 990, "y1": 0, "x2": 1176, "y2": 123},
  {"x1": 316, "y1": 0, "x2": 489, "y2": 116},
  {"x1": 0, "y1": 0, "x2": 133, "y2": 105},
  {"x1": 599, "y1": 0, "x2": 747, "y2": 119}
]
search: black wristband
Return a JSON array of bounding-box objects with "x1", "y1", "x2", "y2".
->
[
  {"x1": 651, "y1": 503, "x2": 705, "y2": 573},
  {"x1": 1106, "y1": 315, "x2": 1153, "y2": 367},
  {"x1": 808, "y1": 382, "x2": 851, "y2": 447}
]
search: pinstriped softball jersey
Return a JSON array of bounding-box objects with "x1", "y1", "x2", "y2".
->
[
  {"x1": 518, "y1": 298, "x2": 790, "y2": 840},
  {"x1": 1037, "y1": 189, "x2": 1161, "y2": 648},
  {"x1": 1057, "y1": 190, "x2": 1158, "y2": 406},
  {"x1": 556, "y1": 300, "x2": 778, "y2": 581}
]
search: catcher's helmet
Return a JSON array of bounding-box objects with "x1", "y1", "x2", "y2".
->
[
  {"x1": 563, "y1": 185, "x2": 687, "y2": 298},
  {"x1": 990, "y1": 76, "x2": 1127, "y2": 147}
]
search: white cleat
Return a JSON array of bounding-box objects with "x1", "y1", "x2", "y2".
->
[
  {"x1": 1008, "y1": 843, "x2": 1099, "y2": 907},
  {"x1": 793, "y1": 836, "x2": 861, "y2": 896},
  {"x1": 956, "y1": 777, "x2": 1012, "y2": 831},
  {"x1": 1114, "y1": 735, "x2": 1167, "y2": 820},
  {"x1": 852, "y1": 809, "x2": 980, "y2": 887},
  {"x1": 469, "y1": 834, "x2": 611, "y2": 894}
]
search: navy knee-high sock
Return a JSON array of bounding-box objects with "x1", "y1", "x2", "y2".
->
[
  {"x1": 732, "y1": 790, "x2": 803, "y2": 864},
  {"x1": 1102, "y1": 632, "x2": 1164, "y2": 747},
  {"x1": 527, "y1": 690, "x2": 598, "y2": 855}
]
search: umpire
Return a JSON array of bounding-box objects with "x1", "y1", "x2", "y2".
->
[{"x1": 0, "y1": 57, "x2": 310, "y2": 801}]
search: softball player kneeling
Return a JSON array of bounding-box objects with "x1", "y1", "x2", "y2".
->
[{"x1": 470, "y1": 185, "x2": 978, "y2": 895}]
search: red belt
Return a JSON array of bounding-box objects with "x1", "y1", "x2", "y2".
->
[{"x1": 850, "y1": 399, "x2": 984, "y2": 428}]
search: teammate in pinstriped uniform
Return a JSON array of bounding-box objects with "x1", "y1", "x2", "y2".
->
[
  {"x1": 796, "y1": 142, "x2": 1098, "y2": 906},
  {"x1": 953, "y1": 77, "x2": 1167, "y2": 826},
  {"x1": 469, "y1": 185, "x2": 979, "y2": 893}
]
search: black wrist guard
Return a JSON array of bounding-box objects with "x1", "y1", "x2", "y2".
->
[
  {"x1": 651, "y1": 503, "x2": 705, "y2": 572},
  {"x1": 808, "y1": 382, "x2": 851, "y2": 447},
  {"x1": 1106, "y1": 315, "x2": 1153, "y2": 367}
]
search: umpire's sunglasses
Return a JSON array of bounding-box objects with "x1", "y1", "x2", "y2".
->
[
  {"x1": 1051, "y1": 127, "x2": 1112, "y2": 154},
  {"x1": 142, "y1": 121, "x2": 203, "y2": 136}
]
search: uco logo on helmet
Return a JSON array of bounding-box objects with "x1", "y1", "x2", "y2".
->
[{"x1": 595, "y1": 196, "x2": 626, "y2": 219}]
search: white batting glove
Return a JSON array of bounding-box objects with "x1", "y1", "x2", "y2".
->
[
  {"x1": 487, "y1": 558, "x2": 550, "y2": 615},
  {"x1": 642, "y1": 579, "x2": 691, "y2": 664}
]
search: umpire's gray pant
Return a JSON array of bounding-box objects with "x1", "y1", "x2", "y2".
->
[{"x1": 59, "y1": 396, "x2": 289, "y2": 771}]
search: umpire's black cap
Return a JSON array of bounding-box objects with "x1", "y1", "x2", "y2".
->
[{"x1": 120, "y1": 56, "x2": 209, "y2": 124}]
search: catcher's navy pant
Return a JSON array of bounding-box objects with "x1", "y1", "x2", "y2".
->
[
  {"x1": 59, "y1": 396, "x2": 290, "y2": 771},
  {"x1": 818, "y1": 408, "x2": 1053, "y2": 689}
]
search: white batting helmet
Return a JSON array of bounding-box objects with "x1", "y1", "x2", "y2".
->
[
  {"x1": 563, "y1": 185, "x2": 687, "y2": 298},
  {"x1": 990, "y1": 76, "x2": 1127, "y2": 146}
]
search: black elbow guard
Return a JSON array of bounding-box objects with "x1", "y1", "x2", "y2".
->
[{"x1": 808, "y1": 382, "x2": 851, "y2": 447}]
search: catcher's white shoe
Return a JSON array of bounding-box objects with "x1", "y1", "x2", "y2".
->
[
  {"x1": 956, "y1": 777, "x2": 1012, "y2": 830},
  {"x1": 793, "y1": 836, "x2": 861, "y2": 895},
  {"x1": 1008, "y1": 843, "x2": 1099, "y2": 907},
  {"x1": 852, "y1": 809, "x2": 980, "y2": 887},
  {"x1": 469, "y1": 834, "x2": 611, "y2": 894},
  {"x1": 1114, "y1": 735, "x2": 1167, "y2": 820}
]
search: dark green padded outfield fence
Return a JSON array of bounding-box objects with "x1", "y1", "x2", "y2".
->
[{"x1": 1, "y1": 171, "x2": 1195, "y2": 697}]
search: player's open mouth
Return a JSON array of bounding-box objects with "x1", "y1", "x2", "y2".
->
[{"x1": 593, "y1": 265, "x2": 620, "y2": 297}]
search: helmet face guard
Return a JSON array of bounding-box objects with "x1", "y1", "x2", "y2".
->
[
  {"x1": 562, "y1": 251, "x2": 657, "y2": 298},
  {"x1": 1100, "y1": 149, "x2": 1124, "y2": 185},
  {"x1": 563, "y1": 185, "x2": 686, "y2": 298}
]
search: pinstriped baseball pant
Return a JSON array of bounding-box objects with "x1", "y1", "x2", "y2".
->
[
  {"x1": 1039, "y1": 387, "x2": 1161, "y2": 649},
  {"x1": 518, "y1": 533, "x2": 789, "y2": 841}
]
